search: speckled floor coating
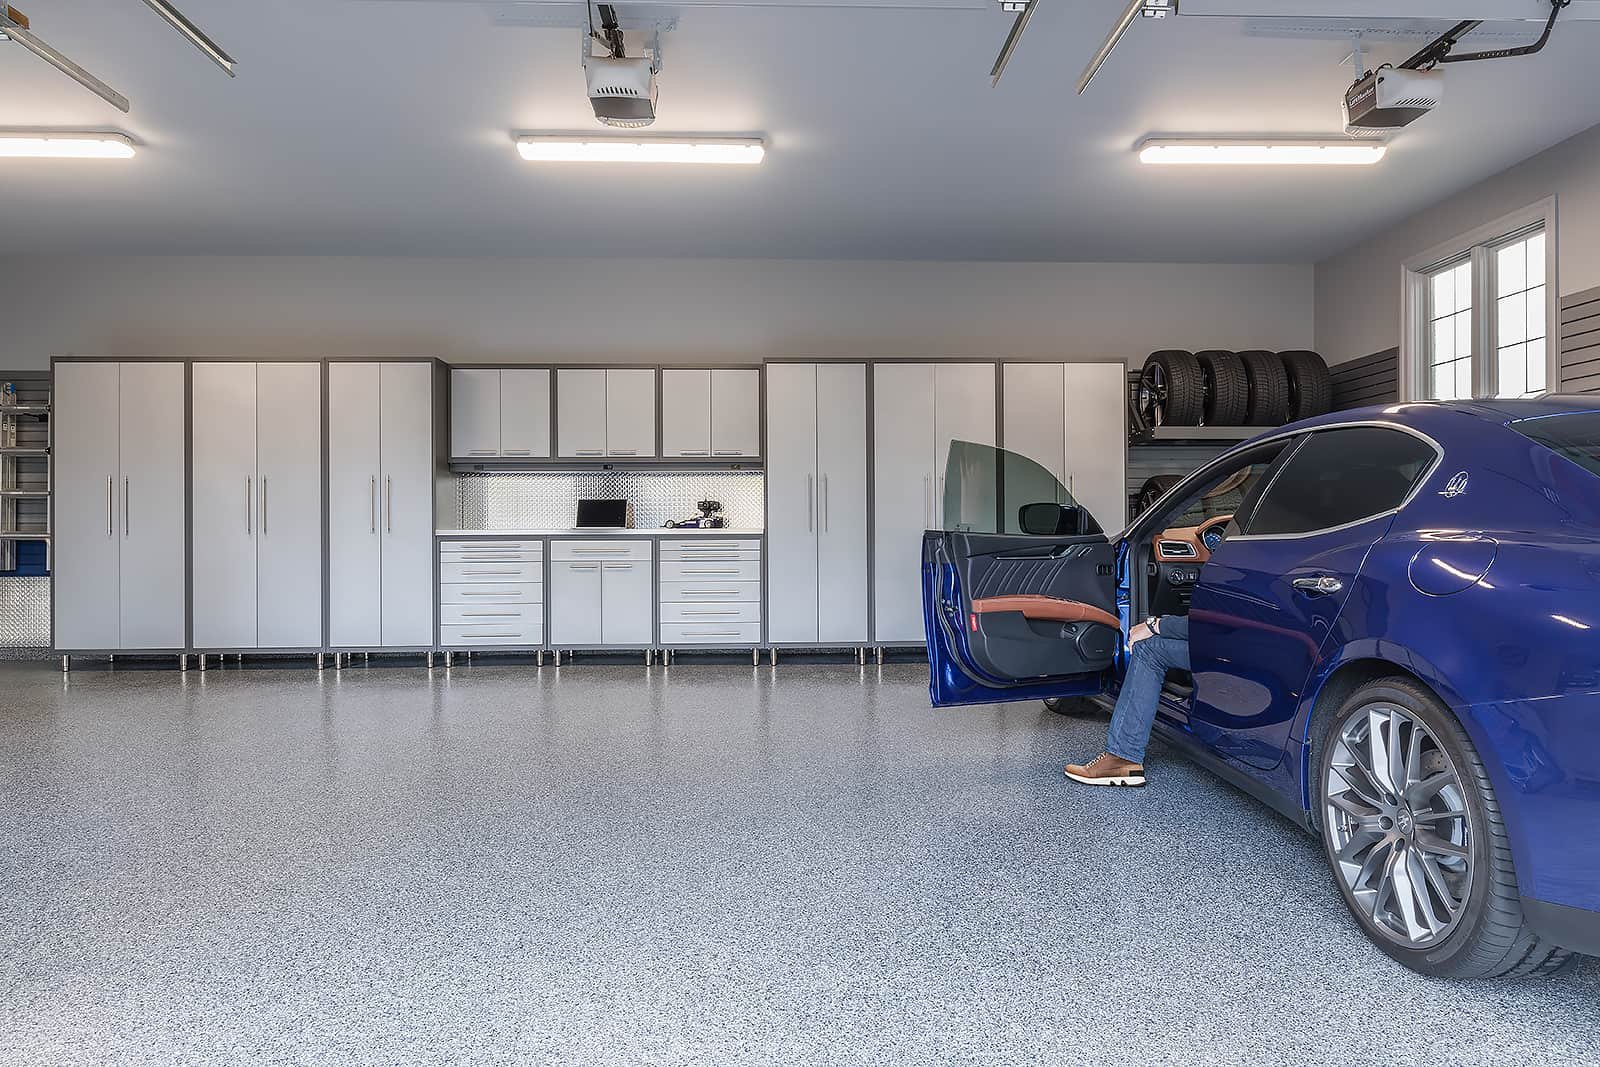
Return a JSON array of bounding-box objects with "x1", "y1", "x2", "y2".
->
[{"x1": 1, "y1": 660, "x2": 1596, "y2": 1067}]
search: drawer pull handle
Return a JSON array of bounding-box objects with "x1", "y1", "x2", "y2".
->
[
  {"x1": 461, "y1": 632, "x2": 521, "y2": 639},
  {"x1": 679, "y1": 590, "x2": 739, "y2": 596},
  {"x1": 461, "y1": 612, "x2": 519, "y2": 618},
  {"x1": 682, "y1": 610, "x2": 739, "y2": 616},
  {"x1": 458, "y1": 591, "x2": 525, "y2": 597},
  {"x1": 683, "y1": 569, "x2": 739, "y2": 575},
  {"x1": 677, "y1": 450, "x2": 709, "y2": 456},
  {"x1": 468, "y1": 450, "x2": 497, "y2": 456},
  {"x1": 504, "y1": 449, "x2": 532, "y2": 456},
  {"x1": 683, "y1": 631, "x2": 741, "y2": 637},
  {"x1": 463, "y1": 569, "x2": 524, "y2": 575},
  {"x1": 713, "y1": 450, "x2": 745, "y2": 456}
]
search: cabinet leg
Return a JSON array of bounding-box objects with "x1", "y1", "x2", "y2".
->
[
  {"x1": 316, "y1": 653, "x2": 326, "y2": 671},
  {"x1": 426, "y1": 652, "x2": 435, "y2": 670},
  {"x1": 61, "y1": 654, "x2": 69, "y2": 673},
  {"x1": 537, "y1": 649, "x2": 545, "y2": 667},
  {"x1": 771, "y1": 648, "x2": 779, "y2": 666},
  {"x1": 198, "y1": 654, "x2": 206, "y2": 672},
  {"x1": 178, "y1": 654, "x2": 188, "y2": 672},
  {"x1": 445, "y1": 651, "x2": 454, "y2": 668},
  {"x1": 875, "y1": 647, "x2": 885, "y2": 665}
]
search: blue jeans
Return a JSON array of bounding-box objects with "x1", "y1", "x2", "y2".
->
[{"x1": 1106, "y1": 634, "x2": 1189, "y2": 764}]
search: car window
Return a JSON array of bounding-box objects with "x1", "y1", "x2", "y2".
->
[
  {"x1": 941, "y1": 440, "x2": 1105, "y2": 536},
  {"x1": 1161, "y1": 440, "x2": 1293, "y2": 531},
  {"x1": 1510, "y1": 412, "x2": 1600, "y2": 478},
  {"x1": 1244, "y1": 426, "x2": 1436, "y2": 537}
]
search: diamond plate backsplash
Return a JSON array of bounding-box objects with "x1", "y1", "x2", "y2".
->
[
  {"x1": 457, "y1": 471, "x2": 765, "y2": 530},
  {"x1": 0, "y1": 577, "x2": 50, "y2": 654}
]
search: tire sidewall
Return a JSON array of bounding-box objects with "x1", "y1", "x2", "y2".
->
[{"x1": 1313, "y1": 681, "x2": 1499, "y2": 977}]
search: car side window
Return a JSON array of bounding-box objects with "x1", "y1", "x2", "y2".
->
[{"x1": 1243, "y1": 426, "x2": 1437, "y2": 537}]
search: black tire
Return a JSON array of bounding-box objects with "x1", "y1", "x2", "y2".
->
[
  {"x1": 1195, "y1": 350, "x2": 1249, "y2": 426},
  {"x1": 1313, "y1": 677, "x2": 1572, "y2": 979},
  {"x1": 1238, "y1": 349, "x2": 1290, "y2": 426},
  {"x1": 1140, "y1": 350, "x2": 1204, "y2": 427},
  {"x1": 1279, "y1": 350, "x2": 1333, "y2": 421},
  {"x1": 1134, "y1": 474, "x2": 1182, "y2": 517}
]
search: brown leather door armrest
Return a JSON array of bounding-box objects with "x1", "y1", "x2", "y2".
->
[{"x1": 971, "y1": 596, "x2": 1120, "y2": 631}]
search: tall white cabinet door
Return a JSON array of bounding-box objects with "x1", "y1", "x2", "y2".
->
[
  {"x1": 450, "y1": 369, "x2": 501, "y2": 458},
  {"x1": 557, "y1": 369, "x2": 607, "y2": 457},
  {"x1": 190, "y1": 362, "x2": 259, "y2": 649},
  {"x1": 52, "y1": 362, "x2": 121, "y2": 651},
  {"x1": 328, "y1": 362, "x2": 383, "y2": 647},
  {"x1": 379, "y1": 362, "x2": 436, "y2": 647},
  {"x1": 600, "y1": 561, "x2": 653, "y2": 644},
  {"x1": 872, "y1": 363, "x2": 936, "y2": 644},
  {"x1": 763, "y1": 363, "x2": 819, "y2": 644},
  {"x1": 1001, "y1": 363, "x2": 1066, "y2": 481},
  {"x1": 816, "y1": 363, "x2": 869, "y2": 644},
  {"x1": 605, "y1": 369, "x2": 657, "y2": 457},
  {"x1": 117, "y1": 361, "x2": 187, "y2": 650},
  {"x1": 934, "y1": 363, "x2": 997, "y2": 533},
  {"x1": 661, "y1": 369, "x2": 711, "y2": 456},
  {"x1": 549, "y1": 562, "x2": 604, "y2": 645},
  {"x1": 710, "y1": 369, "x2": 760, "y2": 457},
  {"x1": 1064, "y1": 362, "x2": 1129, "y2": 534},
  {"x1": 500, "y1": 369, "x2": 551, "y2": 458},
  {"x1": 256, "y1": 362, "x2": 324, "y2": 648}
]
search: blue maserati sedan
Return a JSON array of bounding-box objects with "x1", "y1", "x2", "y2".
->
[{"x1": 922, "y1": 398, "x2": 1600, "y2": 978}]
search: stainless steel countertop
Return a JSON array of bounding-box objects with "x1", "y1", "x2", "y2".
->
[{"x1": 436, "y1": 528, "x2": 765, "y2": 538}]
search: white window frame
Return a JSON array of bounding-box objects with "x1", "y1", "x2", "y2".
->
[{"x1": 1400, "y1": 196, "x2": 1559, "y2": 402}]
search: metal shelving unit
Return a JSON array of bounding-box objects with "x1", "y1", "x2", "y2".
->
[{"x1": 1, "y1": 378, "x2": 51, "y2": 574}]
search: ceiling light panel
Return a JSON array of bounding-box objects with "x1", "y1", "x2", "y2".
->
[
  {"x1": 1137, "y1": 139, "x2": 1387, "y2": 166},
  {"x1": 515, "y1": 136, "x2": 765, "y2": 165},
  {"x1": 0, "y1": 133, "x2": 136, "y2": 158}
]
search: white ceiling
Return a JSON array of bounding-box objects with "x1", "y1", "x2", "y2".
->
[{"x1": 2, "y1": 0, "x2": 1599, "y2": 262}]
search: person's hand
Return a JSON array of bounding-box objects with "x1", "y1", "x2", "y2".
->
[{"x1": 1129, "y1": 620, "x2": 1155, "y2": 645}]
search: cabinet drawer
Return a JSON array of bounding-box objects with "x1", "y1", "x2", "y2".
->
[
  {"x1": 658, "y1": 580, "x2": 761, "y2": 603},
  {"x1": 660, "y1": 559, "x2": 760, "y2": 582},
  {"x1": 659, "y1": 601, "x2": 761, "y2": 625},
  {"x1": 659, "y1": 622, "x2": 762, "y2": 645},
  {"x1": 658, "y1": 538, "x2": 760, "y2": 556},
  {"x1": 440, "y1": 539, "x2": 543, "y2": 555},
  {"x1": 441, "y1": 561, "x2": 544, "y2": 584},
  {"x1": 441, "y1": 603, "x2": 543, "y2": 627},
  {"x1": 441, "y1": 621, "x2": 544, "y2": 646},
  {"x1": 439, "y1": 582, "x2": 543, "y2": 606},
  {"x1": 440, "y1": 551, "x2": 542, "y2": 567},
  {"x1": 550, "y1": 540, "x2": 652, "y2": 562}
]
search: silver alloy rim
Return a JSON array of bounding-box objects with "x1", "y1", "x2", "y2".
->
[{"x1": 1325, "y1": 703, "x2": 1474, "y2": 948}]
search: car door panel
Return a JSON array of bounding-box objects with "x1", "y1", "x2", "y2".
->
[{"x1": 924, "y1": 530, "x2": 1120, "y2": 707}]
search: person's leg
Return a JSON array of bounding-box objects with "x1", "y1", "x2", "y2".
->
[{"x1": 1104, "y1": 634, "x2": 1190, "y2": 765}]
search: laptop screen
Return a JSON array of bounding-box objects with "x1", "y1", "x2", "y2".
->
[{"x1": 575, "y1": 499, "x2": 629, "y2": 528}]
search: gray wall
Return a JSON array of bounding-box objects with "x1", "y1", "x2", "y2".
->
[
  {"x1": 1317, "y1": 122, "x2": 1600, "y2": 366},
  {"x1": 0, "y1": 256, "x2": 1313, "y2": 371}
]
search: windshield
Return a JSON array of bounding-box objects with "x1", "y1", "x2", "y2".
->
[
  {"x1": 941, "y1": 440, "x2": 1106, "y2": 537},
  {"x1": 1512, "y1": 412, "x2": 1600, "y2": 478}
]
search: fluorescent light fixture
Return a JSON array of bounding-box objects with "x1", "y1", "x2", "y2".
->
[
  {"x1": 515, "y1": 136, "x2": 765, "y2": 165},
  {"x1": 0, "y1": 132, "x2": 135, "y2": 158},
  {"x1": 1137, "y1": 139, "x2": 1387, "y2": 166}
]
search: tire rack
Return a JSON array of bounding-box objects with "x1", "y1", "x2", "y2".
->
[{"x1": 1125, "y1": 369, "x2": 1256, "y2": 524}]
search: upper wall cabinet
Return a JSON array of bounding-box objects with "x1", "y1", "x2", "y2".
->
[
  {"x1": 662, "y1": 368, "x2": 760, "y2": 458},
  {"x1": 451, "y1": 368, "x2": 551, "y2": 460},
  {"x1": 556, "y1": 368, "x2": 657, "y2": 458}
]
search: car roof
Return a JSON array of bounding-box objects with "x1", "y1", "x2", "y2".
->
[{"x1": 1276, "y1": 396, "x2": 1600, "y2": 435}]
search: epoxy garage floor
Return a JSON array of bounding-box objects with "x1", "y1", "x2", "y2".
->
[{"x1": 2, "y1": 661, "x2": 1597, "y2": 1066}]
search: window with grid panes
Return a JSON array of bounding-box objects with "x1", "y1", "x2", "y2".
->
[
  {"x1": 1494, "y1": 229, "x2": 1547, "y2": 398},
  {"x1": 1426, "y1": 259, "x2": 1474, "y2": 401}
]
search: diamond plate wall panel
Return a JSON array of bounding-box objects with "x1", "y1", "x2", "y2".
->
[
  {"x1": 0, "y1": 576, "x2": 50, "y2": 653},
  {"x1": 457, "y1": 471, "x2": 765, "y2": 530}
]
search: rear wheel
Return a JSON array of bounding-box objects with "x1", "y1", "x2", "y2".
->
[{"x1": 1314, "y1": 678, "x2": 1571, "y2": 978}]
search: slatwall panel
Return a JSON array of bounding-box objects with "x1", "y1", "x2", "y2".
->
[
  {"x1": 1559, "y1": 286, "x2": 1600, "y2": 394},
  {"x1": 1331, "y1": 348, "x2": 1399, "y2": 410}
]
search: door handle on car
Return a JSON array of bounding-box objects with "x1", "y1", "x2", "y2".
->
[{"x1": 1292, "y1": 575, "x2": 1343, "y2": 596}]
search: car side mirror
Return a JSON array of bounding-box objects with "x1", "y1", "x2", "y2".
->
[{"x1": 1019, "y1": 502, "x2": 1084, "y2": 536}]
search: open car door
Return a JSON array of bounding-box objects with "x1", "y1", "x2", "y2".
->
[{"x1": 923, "y1": 442, "x2": 1123, "y2": 707}]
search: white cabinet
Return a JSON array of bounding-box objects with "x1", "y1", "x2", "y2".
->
[
  {"x1": 872, "y1": 362, "x2": 995, "y2": 644},
  {"x1": 192, "y1": 362, "x2": 324, "y2": 650},
  {"x1": 657, "y1": 538, "x2": 762, "y2": 647},
  {"x1": 662, "y1": 369, "x2": 712, "y2": 456},
  {"x1": 766, "y1": 363, "x2": 868, "y2": 645},
  {"x1": 328, "y1": 361, "x2": 437, "y2": 649},
  {"x1": 663, "y1": 368, "x2": 761, "y2": 458},
  {"x1": 1002, "y1": 362, "x2": 1128, "y2": 534},
  {"x1": 500, "y1": 369, "x2": 551, "y2": 457},
  {"x1": 451, "y1": 368, "x2": 551, "y2": 459},
  {"x1": 557, "y1": 368, "x2": 656, "y2": 457},
  {"x1": 549, "y1": 539, "x2": 653, "y2": 646},
  {"x1": 439, "y1": 540, "x2": 544, "y2": 647},
  {"x1": 53, "y1": 361, "x2": 186, "y2": 652},
  {"x1": 604, "y1": 369, "x2": 656, "y2": 457}
]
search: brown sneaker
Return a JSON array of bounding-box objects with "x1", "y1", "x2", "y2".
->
[{"x1": 1064, "y1": 753, "x2": 1146, "y2": 787}]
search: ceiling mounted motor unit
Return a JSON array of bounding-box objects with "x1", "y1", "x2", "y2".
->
[
  {"x1": 1342, "y1": 67, "x2": 1442, "y2": 130},
  {"x1": 583, "y1": 2, "x2": 660, "y2": 128}
]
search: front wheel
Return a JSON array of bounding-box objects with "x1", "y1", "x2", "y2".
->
[{"x1": 1314, "y1": 679, "x2": 1570, "y2": 978}]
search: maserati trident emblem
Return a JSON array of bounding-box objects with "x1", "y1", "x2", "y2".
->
[{"x1": 1440, "y1": 471, "x2": 1470, "y2": 498}]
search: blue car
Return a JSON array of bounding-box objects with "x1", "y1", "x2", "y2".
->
[{"x1": 923, "y1": 398, "x2": 1600, "y2": 979}]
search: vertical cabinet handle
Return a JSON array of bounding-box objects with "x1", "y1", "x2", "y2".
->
[
  {"x1": 106, "y1": 475, "x2": 113, "y2": 536},
  {"x1": 261, "y1": 476, "x2": 268, "y2": 535},
  {"x1": 124, "y1": 477, "x2": 129, "y2": 537},
  {"x1": 822, "y1": 473, "x2": 829, "y2": 533},
  {"x1": 369, "y1": 475, "x2": 376, "y2": 533},
  {"x1": 923, "y1": 474, "x2": 930, "y2": 527},
  {"x1": 246, "y1": 476, "x2": 252, "y2": 534},
  {"x1": 807, "y1": 474, "x2": 814, "y2": 533},
  {"x1": 385, "y1": 475, "x2": 393, "y2": 534}
]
